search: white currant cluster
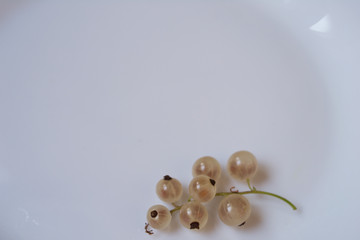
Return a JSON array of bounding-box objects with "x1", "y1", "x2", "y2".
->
[{"x1": 145, "y1": 151, "x2": 296, "y2": 234}]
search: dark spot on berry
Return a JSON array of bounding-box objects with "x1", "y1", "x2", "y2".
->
[
  {"x1": 150, "y1": 210, "x2": 158, "y2": 218},
  {"x1": 209, "y1": 179, "x2": 216, "y2": 186},
  {"x1": 190, "y1": 221, "x2": 200, "y2": 229},
  {"x1": 238, "y1": 221, "x2": 246, "y2": 227},
  {"x1": 164, "y1": 175, "x2": 172, "y2": 180}
]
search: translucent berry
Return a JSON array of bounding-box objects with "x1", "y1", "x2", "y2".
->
[
  {"x1": 189, "y1": 175, "x2": 216, "y2": 202},
  {"x1": 156, "y1": 175, "x2": 183, "y2": 203},
  {"x1": 218, "y1": 194, "x2": 251, "y2": 226},
  {"x1": 179, "y1": 201, "x2": 208, "y2": 230},
  {"x1": 146, "y1": 204, "x2": 172, "y2": 229},
  {"x1": 192, "y1": 156, "x2": 222, "y2": 181},
  {"x1": 227, "y1": 151, "x2": 258, "y2": 181}
]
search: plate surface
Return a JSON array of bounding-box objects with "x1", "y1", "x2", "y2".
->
[{"x1": 0, "y1": 1, "x2": 359, "y2": 239}]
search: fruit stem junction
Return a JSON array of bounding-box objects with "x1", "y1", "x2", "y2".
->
[
  {"x1": 247, "y1": 178, "x2": 256, "y2": 191},
  {"x1": 170, "y1": 205, "x2": 182, "y2": 214}
]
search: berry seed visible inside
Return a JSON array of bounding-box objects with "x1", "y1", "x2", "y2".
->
[
  {"x1": 164, "y1": 175, "x2": 172, "y2": 180},
  {"x1": 190, "y1": 221, "x2": 200, "y2": 229},
  {"x1": 209, "y1": 179, "x2": 216, "y2": 186},
  {"x1": 151, "y1": 210, "x2": 158, "y2": 218}
]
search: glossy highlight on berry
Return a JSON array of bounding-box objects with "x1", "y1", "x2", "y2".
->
[
  {"x1": 192, "y1": 156, "x2": 222, "y2": 181},
  {"x1": 156, "y1": 175, "x2": 183, "y2": 203},
  {"x1": 146, "y1": 205, "x2": 172, "y2": 229},
  {"x1": 218, "y1": 194, "x2": 251, "y2": 226},
  {"x1": 227, "y1": 151, "x2": 258, "y2": 181},
  {"x1": 189, "y1": 175, "x2": 216, "y2": 202},
  {"x1": 179, "y1": 201, "x2": 208, "y2": 230}
]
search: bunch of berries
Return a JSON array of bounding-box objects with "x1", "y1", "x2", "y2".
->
[{"x1": 145, "y1": 151, "x2": 296, "y2": 234}]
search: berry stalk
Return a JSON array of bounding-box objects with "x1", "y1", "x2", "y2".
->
[{"x1": 170, "y1": 205, "x2": 182, "y2": 214}]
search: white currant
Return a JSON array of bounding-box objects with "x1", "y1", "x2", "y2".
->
[
  {"x1": 218, "y1": 194, "x2": 251, "y2": 226},
  {"x1": 227, "y1": 151, "x2": 258, "y2": 181},
  {"x1": 189, "y1": 175, "x2": 216, "y2": 202},
  {"x1": 179, "y1": 201, "x2": 208, "y2": 230},
  {"x1": 146, "y1": 204, "x2": 172, "y2": 229},
  {"x1": 192, "y1": 156, "x2": 222, "y2": 181},
  {"x1": 156, "y1": 175, "x2": 183, "y2": 203}
]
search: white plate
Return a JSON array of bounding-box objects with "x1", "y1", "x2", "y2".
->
[{"x1": 1, "y1": 1, "x2": 359, "y2": 239}]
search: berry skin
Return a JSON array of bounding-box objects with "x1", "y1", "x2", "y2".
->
[
  {"x1": 189, "y1": 175, "x2": 216, "y2": 202},
  {"x1": 179, "y1": 201, "x2": 208, "y2": 230},
  {"x1": 227, "y1": 151, "x2": 258, "y2": 181},
  {"x1": 192, "y1": 156, "x2": 222, "y2": 181},
  {"x1": 218, "y1": 194, "x2": 251, "y2": 226},
  {"x1": 147, "y1": 205, "x2": 172, "y2": 229},
  {"x1": 156, "y1": 175, "x2": 183, "y2": 203}
]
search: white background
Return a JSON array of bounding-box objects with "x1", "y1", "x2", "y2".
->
[{"x1": 0, "y1": 1, "x2": 359, "y2": 239}]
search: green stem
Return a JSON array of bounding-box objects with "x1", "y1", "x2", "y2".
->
[
  {"x1": 170, "y1": 197, "x2": 192, "y2": 214},
  {"x1": 215, "y1": 190, "x2": 297, "y2": 210},
  {"x1": 170, "y1": 205, "x2": 182, "y2": 214},
  {"x1": 246, "y1": 178, "x2": 253, "y2": 191},
  {"x1": 171, "y1": 203, "x2": 180, "y2": 208}
]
